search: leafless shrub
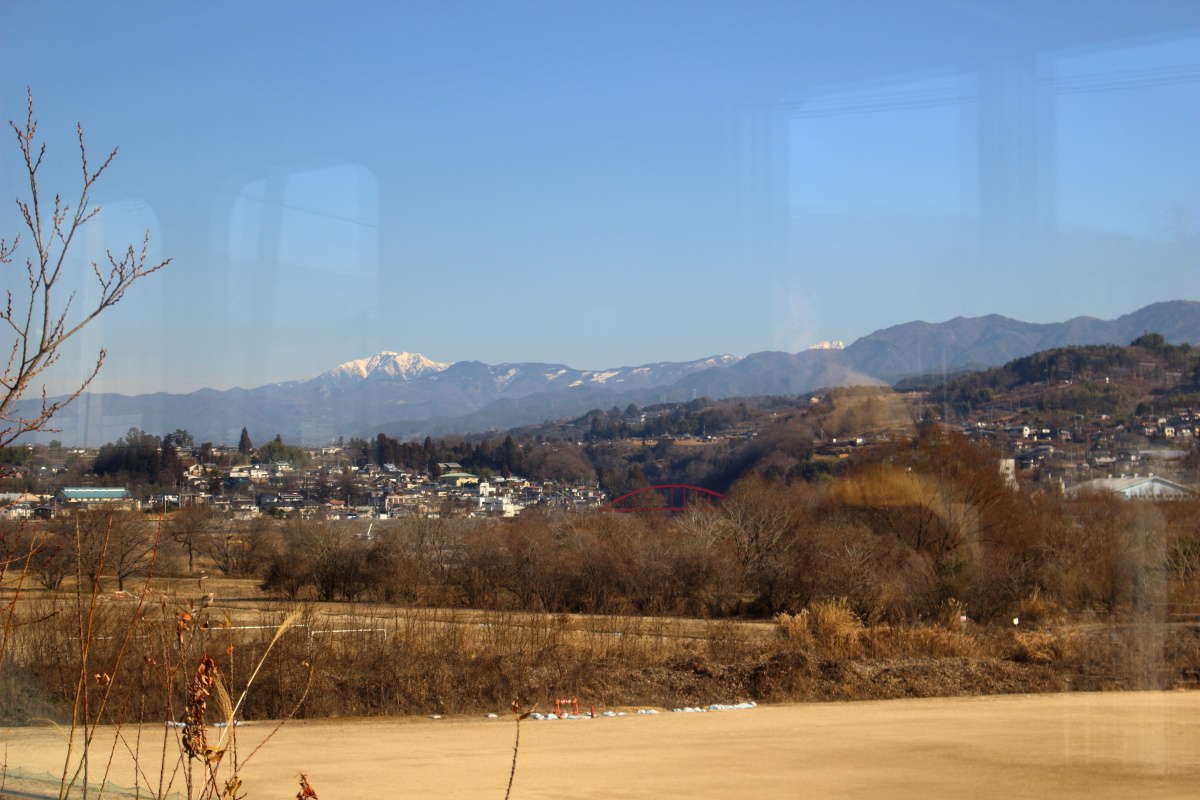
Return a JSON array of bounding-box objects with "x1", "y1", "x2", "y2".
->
[
  {"x1": 1006, "y1": 629, "x2": 1083, "y2": 666},
  {"x1": 775, "y1": 599, "x2": 864, "y2": 660},
  {"x1": 1011, "y1": 589, "x2": 1065, "y2": 626},
  {"x1": 861, "y1": 625, "x2": 980, "y2": 659}
]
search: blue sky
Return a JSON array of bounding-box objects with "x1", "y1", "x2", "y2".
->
[{"x1": 1, "y1": 1, "x2": 1199, "y2": 395}]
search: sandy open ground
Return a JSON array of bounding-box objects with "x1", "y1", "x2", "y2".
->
[{"x1": 3, "y1": 691, "x2": 1198, "y2": 799}]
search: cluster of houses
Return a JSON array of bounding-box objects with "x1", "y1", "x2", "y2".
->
[
  {"x1": 6, "y1": 398, "x2": 1200, "y2": 521},
  {"x1": 1134, "y1": 410, "x2": 1200, "y2": 441},
  {"x1": 0, "y1": 454, "x2": 607, "y2": 521},
  {"x1": 0, "y1": 487, "x2": 137, "y2": 519},
  {"x1": 960, "y1": 410, "x2": 1199, "y2": 498},
  {"x1": 212, "y1": 460, "x2": 606, "y2": 520}
]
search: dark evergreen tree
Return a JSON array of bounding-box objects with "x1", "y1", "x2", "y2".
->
[
  {"x1": 164, "y1": 429, "x2": 194, "y2": 450},
  {"x1": 94, "y1": 428, "x2": 165, "y2": 484},
  {"x1": 238, "y1": 427, "x2": 253, "y2": 454},
  {"x1": 346, "y1": 437, "x2": 369, "y2": 466},
  {"x1": 500, "y1": 435, "x2": 519, "y2": 474},
  {"x1": 159, "y1": 442, "x2": 184, "y2": 486},
  {"x1": 1131, "y1": 332, "x2": 1166, "y2": 350}
]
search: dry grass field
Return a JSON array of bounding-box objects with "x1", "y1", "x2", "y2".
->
[
  {"x1": 2, "y1": 691, "x2": 1197, "y2": 799},
  {"x1": 4, "y1": 542, "x2": 1198, "y2": 798},
  {"x1": 2, "y1": 572, "x2": 777, "y2": 644},
  {"x1": 5, "y1": 567, "x2": 1198, "y2": 727}
]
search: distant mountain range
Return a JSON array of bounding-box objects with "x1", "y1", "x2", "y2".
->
[
  {"x1": 843, "y1": 301, "x2": 1200, "y2": 378},
  {"x1": 21, "y1": 300, "x2": 1200, "y2": 446}
]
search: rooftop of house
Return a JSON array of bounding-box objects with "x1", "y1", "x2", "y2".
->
[
  {"x1": 1070, "y1": 475, "x2": 1194, "y2": 496},
  {"x1": 58, "y1": 487, "x2": 132, "y2": 500}
]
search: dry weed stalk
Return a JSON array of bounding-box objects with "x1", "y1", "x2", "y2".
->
[
  {"x1": 166, "y1": 609, "x2": 307, "y2": 800},
  {"x1": 8, "y1": 556, "x2": 311, "y2": 800},
  {"x1": 0, "y1": 529, "x2": 39, "y2": 679},
  {"x1": 182, "y1": 656, "x2": 219, "y2": 761},
  {"x1": 58, "y1": 511, "x2": 165, "y2": 800},
  {"x1": 505, "y1": 698, "x2": 535, "y2": 800}
]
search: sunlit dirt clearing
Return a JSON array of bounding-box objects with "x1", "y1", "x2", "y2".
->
[{"x1": 3, "y1": 691, "x2": 1197, "y2": 799}]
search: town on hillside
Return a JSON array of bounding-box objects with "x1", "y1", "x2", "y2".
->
[
  {"x1": 5, "y1": 336, "x2": 1200, "y2": 519},
  {"x1": 0, "y1": 436, "x2": 606, "y2": 520}
]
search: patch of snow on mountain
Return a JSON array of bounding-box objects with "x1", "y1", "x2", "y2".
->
[
  {"x1": 631, "y1": 367, "x2": 651, "y2": 375},
  {"x1": 544, "y1": 369, "x2": 568, "y2": 380},
  {"x1": 322, "y1": 351, "x2": 450, "y2": 382},
  {"x1": 496, "y1": 367, "x2": 519, "y2": 385},
  {"x1": 688, "y1": 355, "x2": 740, "y2": 369},
  {"x1": 590, "y1": 371, "x2": 620, "y2": 383}
]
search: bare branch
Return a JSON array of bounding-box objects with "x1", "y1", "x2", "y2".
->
[{"x1": 0, "y1": 91, "x2": 170, "y2": 447}]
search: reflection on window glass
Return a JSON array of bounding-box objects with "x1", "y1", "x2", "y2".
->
[
  {"x1": 1055, "y1": 37, "x2": 1200, "y2": 242},
  {"x1": 789, "y1": 74, "x2": 976, "y2": 218},
  {"x1": 781, "y1": 73, "x2": 977, "y2": 355},
  {"x1": 1050, "y1": 36, "x2": 1200, "y2": 309},
  {"x1": 229, "y1": 163, "x2": 379, "y2": 278}
]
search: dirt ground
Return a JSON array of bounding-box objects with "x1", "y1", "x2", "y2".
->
[{"x1": 2, "y1": 691, "x2": 1197, "y2": 799}]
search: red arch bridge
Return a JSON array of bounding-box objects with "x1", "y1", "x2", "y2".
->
[{"x1": 602, "y1": 484, "x2": 725, "y2": 512}]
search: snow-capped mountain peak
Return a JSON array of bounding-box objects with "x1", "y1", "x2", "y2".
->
[{"x1": 322, "y1": 351, "x2": 450, "y2": 382}]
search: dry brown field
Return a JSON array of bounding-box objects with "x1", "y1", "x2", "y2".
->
[
  {"x1": 3, "y1": 691, "x2": 1197, "y2": 799},
  {"x1": 1, "y1": 573, "x2": 779, "y2": 644}
]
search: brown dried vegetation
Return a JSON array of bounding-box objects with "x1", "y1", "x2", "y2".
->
[{"x1": 3, "y1": 429, "x2": 1200, "y2": 799}]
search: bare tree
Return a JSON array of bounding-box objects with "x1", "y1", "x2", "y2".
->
[
  {"x1": 0, "y1": 90, "x2": 170, "y2": 446},
  {"x1": 167, "y1": 503, "x2": 212, "y2": 573},
  {"x1": 49, "y1": 509, "x2": 156, "y2": 591},
  {"x1": 199, "y1": 517, "x2": 273, "y2": 577},
  {"x1": 27, "y1": 529, "x2": 72, "y2": 590}
]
